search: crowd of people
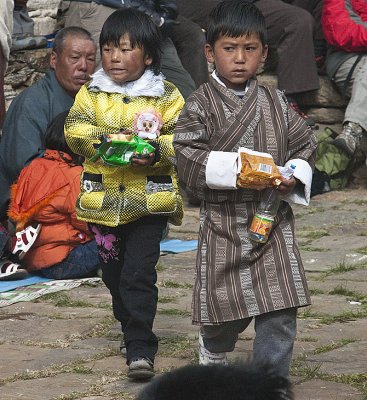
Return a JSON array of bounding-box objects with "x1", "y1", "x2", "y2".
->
[{"x1": 0, "y1": 0, "x2": 365, "y2": 395}]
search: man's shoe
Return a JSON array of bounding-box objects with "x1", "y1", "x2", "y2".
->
[
  {"x1": 288, "y1": 101, "x2": 316, "y2": 128},
  {"x1": 11, "y1": 35, "x2": 47, "y2": 52},
  {"x1": 127, "y1": 358, "x2": 155, "y2": 380},
  {"x1": 334, "y1": 121, "x2": 363, "y2": 156},
  {"x1": 199, "y1": 332, "x2": 227, "y2": 365}
]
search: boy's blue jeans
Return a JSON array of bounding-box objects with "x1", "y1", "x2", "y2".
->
[
  {"x1": 39, "y1": 240, "x2": 99, "y2": 280},
  {"x1": 201, "y1": 307, "x2": 297, "y2": 377},
  {"x1": 92, "y1": 215, "x2": 167, "y2": 365}
]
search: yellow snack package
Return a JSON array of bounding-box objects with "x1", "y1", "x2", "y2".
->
[{"x1": 236, "y1": 148, "x2": 282, "y2": 190}]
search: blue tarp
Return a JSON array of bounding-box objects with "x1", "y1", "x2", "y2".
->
[
  {"x1": 160, "y1": 239, "x2": 198, "y2": 253},
  {"x1": 0, "y1": 275, "x2": 51, "y2": 293}
]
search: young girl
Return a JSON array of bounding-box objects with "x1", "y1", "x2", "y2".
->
[
  {"x1": 8, "y1": 111, "x2": 99, "y2": 280},
  {"x1": 65, "y1": 8, "x2": 184, "y2": 381}
]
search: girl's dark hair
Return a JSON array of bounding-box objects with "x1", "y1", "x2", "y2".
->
[
  {"x1": 206, "y1": 0, "x2": 267, "y2": 47},
  {"x1": 44, "y1": 111, "x2": 84, "y2": 166},
  {"x1": 99, "y1": 8, "x2": 162, "y2": 75}
]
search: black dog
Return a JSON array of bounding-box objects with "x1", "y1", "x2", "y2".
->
[{"x1": 137, "y1": 361, "x2": 293, "y2": 400}]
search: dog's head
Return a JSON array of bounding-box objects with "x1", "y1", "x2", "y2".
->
[{"x1": 137, "y1": 362, "x2": 293, "y2": 400}]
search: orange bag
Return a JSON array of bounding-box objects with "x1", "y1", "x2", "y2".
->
[{"x1": 237, "y1": 148, "x2": 282, "y2": 190}]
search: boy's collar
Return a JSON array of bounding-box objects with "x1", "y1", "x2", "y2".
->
[
  {"x1": 89, "y1": 68, "x2": 165, "y2": 97},
  {"x1": 211, "y1": 70, "x2": 250, "y2": 96}
]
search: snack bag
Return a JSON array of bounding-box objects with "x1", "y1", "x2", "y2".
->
[
  {"x1": 90, "y1": 131, "x2": 155, "y2": 166},
  {"x1": 236, "y1": 148, "x2": 282, "y2": 190}
]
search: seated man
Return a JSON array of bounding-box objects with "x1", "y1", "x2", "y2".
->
[
  {"x1": 322, "y1": 0, "x2": 367, "y2": 157},
  {"x1": 0, "y1": 26, "x2": 97, "y2": 220},
  {"x1": 11, "y1": 0, "x2": 47, "y2": 51}
]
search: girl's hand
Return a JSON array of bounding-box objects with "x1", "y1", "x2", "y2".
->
[
  {"x1": 131, "y1": 152, "x2": 155, "y2": 167},
  {"x1": 276, "y1": 176, "x2": 297, "y2": 195}
]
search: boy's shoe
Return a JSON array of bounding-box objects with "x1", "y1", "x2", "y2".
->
[
  {"x1": 10, "y1": 224, "x2": 41, "y2": 260},
  {"x1": 199, "y1": 332, "x2": 227, "y2": 365},
  {"x1": 333, "y1": 121, "x2": 364, "y2": 156},
  {"x1": 288, "y1": 101, "x2": 316, "y2": 129},
  {"x1": 127, "y1": 357, "x2": 155, "y2": 380}
]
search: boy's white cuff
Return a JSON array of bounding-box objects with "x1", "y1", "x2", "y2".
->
[
  {"x1": 283, "y1": 159, "x2": 313, "y2": 205},
  {"x1": 206, "y1": 151, "x2": 238, "y2": 189}
]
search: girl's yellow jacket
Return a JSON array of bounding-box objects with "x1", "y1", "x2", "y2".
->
[{"x1": 65, "y1": 69, "x2": 185, "y2": 227}]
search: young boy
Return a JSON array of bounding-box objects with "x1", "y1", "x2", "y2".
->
[
  {"x1": 173, "y1": 0, "x2": 317, "y2": 377},
  {"x1": 65, "y1": 8, "x2": 184, "y2": 380}
]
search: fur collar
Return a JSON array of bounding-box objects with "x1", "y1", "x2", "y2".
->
[{"x1": 89, "y1": 68, "x2": 165, "y2": 97}]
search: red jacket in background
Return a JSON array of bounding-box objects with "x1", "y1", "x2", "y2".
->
[
  {"x1": 8, "y1": 150, "x2": 93, "y2": 270},
  {"x1": 322, "y1": 0, "x2": 367, "y2": 52}
]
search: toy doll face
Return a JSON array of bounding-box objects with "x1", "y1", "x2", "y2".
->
[
  {"x1": 101, "y1": 33, "x2": 153, "y2": 84},
  {"x1": 139, "y1": 114, "x2": 160, "y2": 133},
  {"x1": 205, "y1": 32, "x2": 268, "y2": 90},
  {"x1": 134, "y1": 110, "x2": 163, "y2": 139}
]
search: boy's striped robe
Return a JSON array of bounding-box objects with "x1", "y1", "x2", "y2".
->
[{"x1": 173, "y1": 77, "x2": 317, "y2": 325}]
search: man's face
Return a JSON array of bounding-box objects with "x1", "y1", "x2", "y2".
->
[
  {"x1": 50, "y1": 36, "x2": 96, "y2": 97},
  {"x1": 205, "y1": 33, "x2": 268, "y2": 90}
]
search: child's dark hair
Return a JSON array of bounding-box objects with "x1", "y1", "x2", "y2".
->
[
  {"x1": 44, "y1": 111, "x2": 84, "y2": 166},
  {"x1": 206, "y1": 0, "x2": 267, "y2": 48},
  {"x1": 99, "y1": 8, "x2": 162, "y2": 75}
]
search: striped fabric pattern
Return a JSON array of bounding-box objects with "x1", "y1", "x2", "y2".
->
[{"x1": 173, "y1": 78, "x2": 317, "y2": 324}]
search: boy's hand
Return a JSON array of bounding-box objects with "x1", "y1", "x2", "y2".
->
[
  {"x1": 276, "y1": 176, "x2": 297, "y2": 195},
  {"x1": 131, "y1": 152, "x2": 155, "y2": 167}
]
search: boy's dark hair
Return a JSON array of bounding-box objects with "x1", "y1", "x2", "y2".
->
[
  {"x1": 99, "y1": 8, "x2": 162, "y2": 75},
  {"x1": 44, "y1": 111, "x2": 84, "y2": 166},
  {"x1": 137, "y1": 362, "x2": 293, "y2": 400},
  {"x1": 206, "y1": 0, "x2": 267, "y2": 48},
  {"x1": 53, "y1": 26, "x2": 94, "y2": 56}
]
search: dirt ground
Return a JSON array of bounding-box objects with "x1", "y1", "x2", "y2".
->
[{"x1": 0, "y1": 184, "x2": 367, "y2": 399}]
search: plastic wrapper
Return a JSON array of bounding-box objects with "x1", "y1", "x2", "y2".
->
[
  {"x1": 236, "y1": 148, "x2": 282, "y2": 190},
  {"x1": 90, "y1": 131, "x2": 155, "y2": 166}
]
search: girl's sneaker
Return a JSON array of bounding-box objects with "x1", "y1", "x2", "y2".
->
[{"x1": 10, "y1": 224, "x2": 41, "y2": 260}]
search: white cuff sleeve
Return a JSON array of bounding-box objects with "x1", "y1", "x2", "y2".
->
[
  {"x1": 206, "y1": 151, "x2": 239, "y2": 190},
  {"x1": 283, "y1": 159, "x2": 313, "y2": 206}
]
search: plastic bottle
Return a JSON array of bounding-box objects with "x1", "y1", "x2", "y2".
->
[
  {"x1": 248, "y1": 188, "x2": 281, "y2": 243},
  {"x1": 248, "y1": 164, "x2": 296, "y2": 243}
]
